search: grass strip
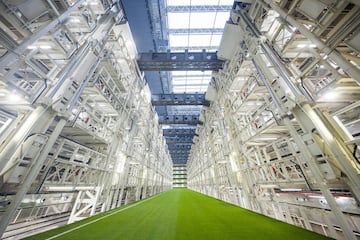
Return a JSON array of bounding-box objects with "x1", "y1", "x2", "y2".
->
[
  {"x1": 25, "y1": 189, "x2": 332, "y2": 240},
  {"x1": 174, "y1": 189, "x2": 331, "y2": 240}
]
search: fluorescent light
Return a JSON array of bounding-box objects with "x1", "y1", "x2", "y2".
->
[
  {"x1": 297, "y1": 43, "x2": 307, "y2": 48},
  {"x1": 27, "y1": 45, "x2": 37, "y2": 49},
  {"x1": 309, "y1": 44, "x2": 317, "y2": 48}
]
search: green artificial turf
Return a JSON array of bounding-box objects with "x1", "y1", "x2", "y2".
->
[{"x1": 25, "y1": 189, "x2": 331, "y2": 240}]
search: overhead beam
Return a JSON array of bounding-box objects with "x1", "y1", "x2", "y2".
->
[
  {"x1": 167, "y1": 5, "x2": 232, "y2": 12},
  {"x1": 169, "y1": 46, "x2": 219, "y2": 52},
  {"x1": 163, "y1": 128, "x2": 196, "y2": 136},
  {"x1": 170, "y1": 153, "x2": 190, "y2": 156},
  {"x1": 171, "y1": 155, "x2": 189, "y2": 158},
  {"x1": 172, "y1": 160, "x2": 187, "y2": 164},
  {"x1": 165, "y1": 136, "x2": 194, "y2": 144},
  {"x1": 138, "y1": 50, "x2": 224, "y2": 71},
  {"x1": 170, "y1": 150, "x2": 191, "y2": 154},
  {"x1": 159, "y1": 115, "x2": 200, "y2": 125},
  {"x1": 152, "y1": 93, "x2": 209, "y2": 106},
  {"x1": 171, "y1": 158, "x2": 189, "y2": 161},
  {"x1": 167, "y1": 144, "x2": 192, "y2": 150}
]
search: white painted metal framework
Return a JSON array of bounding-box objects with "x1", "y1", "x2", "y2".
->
[
  {"x1": 0, "y1": 0, "x2": 172, "y2": 238},
  {"x1": 188, "y1": 1, "x2": 360, "y2": 239}
]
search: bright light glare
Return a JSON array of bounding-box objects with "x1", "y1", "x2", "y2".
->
[
  {"x1": 39, "y1": 45, "x2": 52, "y2": 49},
  {"x1": 7, "y1": 93, "x2": 22, "y2": 103},
  {"x1": 322, "y1": 91, "x2": 337, "y2": 100},
  {"x1": 28, "y1": 45, "x2": 52, "y2": 49},
  {"x1": 70, "y1": 18, "x2": 81, "y2": 23}
]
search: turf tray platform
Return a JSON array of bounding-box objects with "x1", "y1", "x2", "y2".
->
[{"x1": 25, "y1": 189, "x2": 331, "y2": 240}]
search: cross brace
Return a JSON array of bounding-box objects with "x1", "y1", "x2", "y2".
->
[{"x1": 138, "y1": 50, "x2": 224, "y2": 71}]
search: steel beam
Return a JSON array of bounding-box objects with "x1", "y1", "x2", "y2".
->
[
  {"x1": 170, "y1": 153, "x2": 190, "y2": 156},
  {"x1": 159, "y1": 115, "x2": 200, "y2": 125},
  {"x1": 168, "y1": 144, "x2": 192, "y2": 150},
  {"x1": 167, "y1": 5, "x2": 232, "y2": 12},
  {"x1": 171, "y1": 158, "x2": 188, "y2": 161},
  {"x1": 152, "y1": 93, "x2": 209, "y2": 106},
  {"x1": 170, "y1": 155, "x2": 190, "y2": 158},
  {"x1": 163, "y1": 128, "x2": 196, "y2": 136},
  {"x1": 165, "y1": 136, "x2": 194, "y2": 144},
  {"x1": 137, "y1": 50, "x2": 224, "y2": 71}
]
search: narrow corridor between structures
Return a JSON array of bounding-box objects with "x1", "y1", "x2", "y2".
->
[{"x1": 26, "y1": 189, "x2": 332, "y2": 240}]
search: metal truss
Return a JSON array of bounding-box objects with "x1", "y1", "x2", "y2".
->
[
  {"x1": 152, "y1": 93, "x2": 209, "y2": 106},
  {"x1": 167, "y1": 5, "x2": 232, "y2": 13},
  {"x1": 167, "y1": 144, "x2": 192, "y2": 150},
  {"x1": 169, "y1": 46, "x2": 220, "y2": 52},
  {"x1": 187, "y1": 1, "x2": 360, "y2": 239},
  {"x1": 165, "y1": 135, "x2": 194, "y2": 144},
  {"x1": 158, "y1": 115, "x2": 200, "y2": 125},
  {"x1": 137, "y1": 50, "x2": 224, "y2": 71},
  {"x1": 163, "y1": 128, "x2": 196, "y2": 136}
]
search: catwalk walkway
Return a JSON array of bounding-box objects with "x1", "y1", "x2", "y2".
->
[{"x1": 26, "y1": 189, "x2": 330, "y2": 240}]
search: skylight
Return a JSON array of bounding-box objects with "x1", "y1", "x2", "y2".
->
[
  {"x1": 166, "y1": 0, "x2": 232, "y2": 94},
  {"x1": 172, "y1": 71, "x2": 212, "y2": 93}
]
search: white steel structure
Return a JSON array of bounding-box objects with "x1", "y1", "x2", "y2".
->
[
  {"x1": 0, "y1": 0, "x2": 359, "y2": 239},
  {"x1": 188, "y1": 1, "x2": 360, "y2": 239},
  {"x1": 0, "y1": 0, "x2": 172, "y2": 238}
]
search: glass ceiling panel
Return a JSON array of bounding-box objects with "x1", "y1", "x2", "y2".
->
[
  {"x1": 173, "y1": 81, "x2": 208, "y2": 85},
  {"x1": 167, "y1": 0, "x2": 191, "y2": 6},
  {"x1": 169, "y1": 35, "x2": 189, "y2": 47},
  {"x1": 168, "y1": 13, "x2": 190, "y2": 29},
  {"x1": 188, "y1": 35, "x2": 212, "y2": 46},
  {"x1": 189, "y1": 13, "x2": 216, "y2": 28},
  {"x1": 214, "y1": 12, "x2": 231, "y2": 28},
  {"x1": 166, "y1": 1, "x2": 231, "y2": 94},
  {"x1": 168, "y1": 12, "x2": 229, "y2": 30},
  {"x1": 209, "y1": 34, "x2": 222, "y2": 46},
  {"x1": 173, "y1": 86, "x2": 208, "y2": 93},
  {"x1": 169, "y1": 34, "x2": 222, "y2": 48}
]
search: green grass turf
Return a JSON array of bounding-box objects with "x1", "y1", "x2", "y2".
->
[{"x1": 25, "y1": 189, "x2": 332, "y2": 240}]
